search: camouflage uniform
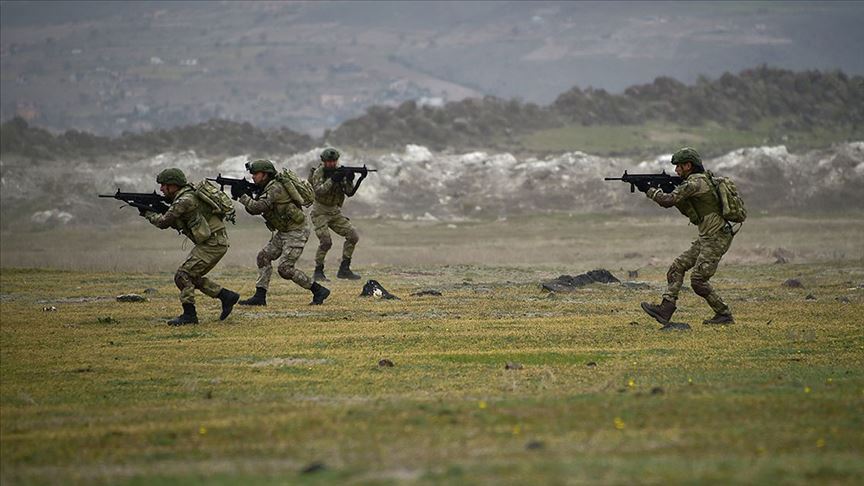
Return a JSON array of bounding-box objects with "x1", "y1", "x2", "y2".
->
[
  {"x1": 145, "y1": 185, "x2": 229, "y2": 305},
  {"x1": 238, "y1": 179, "x2": 313, "y2": 291},
  {"x1": 309, "y1": 164, "x2": 360, "y2": 265},
  {"x1": 646, "y1": 172, "x2": 734, "y2": 317}
]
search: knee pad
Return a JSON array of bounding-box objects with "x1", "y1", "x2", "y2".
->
[
  {"x1": 346, "y1": 230, "x2": 359, "y2": 244},
  {"x1": 277, "y1": 263, "x2": 296, "y2": 280},
  {"x1": 318, "y1": 237, "x2": 332, "y2": 251},
  {"x1": 691, "y1": 278, "x2": 712, "y2": 297},
  {"x1": 256, "y1": 250, "x2": 271, "y2": 268},
  {"x1": 174, "y1": 270, "x2": 193, "y2": 290}
]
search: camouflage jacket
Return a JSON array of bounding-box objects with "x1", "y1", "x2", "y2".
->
[
  {"x1": 309, "y1": 164, "x2": 354, "y2": 209},
  {"x1": 646, "y1": 172, "x2": 725, "y2": 237},
  {"x1": 146, "y1": 185, "x2": 226, "y2": 244},
  {"x1": 238, "y1": 178, "x2": 305, "y2": 232}
]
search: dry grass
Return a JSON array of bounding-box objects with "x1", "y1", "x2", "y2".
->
[{"x1": 1, "y1": 216, "x2": 863, "y2": 484}]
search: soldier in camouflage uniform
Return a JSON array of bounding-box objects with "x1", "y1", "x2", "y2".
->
[
  {"x1": 308, "y1": 148, "x2": 365, "y2": 281},
  {"x1": 234, "y1": 160, "x2": 331, "y2": 306},
  {"x1": 639, "y1": 148, "x2": 736, "y2": 326},
  {"x1": 143, "y1": 168, "x2": 240, "y2": 325}
]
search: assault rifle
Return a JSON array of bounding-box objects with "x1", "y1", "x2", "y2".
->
[
  {"x1": 324, "y1": 165, "x2": 378, "y2": 196},
  {"x1": 604, "y1": 170, "x2": 683, "y2": 193},
  {"x1": 99, "y1": 189, "x2": 170, "y2": 214},
  {"x1": 207, "y1": 174, "x2": 259, "y2": 200}
]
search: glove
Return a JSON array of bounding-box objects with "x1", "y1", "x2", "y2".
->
[
  {"x1": 330, "y1": 170, "x2": 345, "y2": 183},
  {"x1": 634, "y1": 181, "x2": 651, "y2": 193},
  {"x1": 138, "y1": 207, "x2": 149, "y2": 216},
  {"x1": 230, "y1": 184, "x2": 246, "y2": 200}
]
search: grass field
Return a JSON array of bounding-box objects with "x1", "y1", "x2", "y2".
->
[{"x1": 2, "y1": 216, "x2": 864, "y2": 484}]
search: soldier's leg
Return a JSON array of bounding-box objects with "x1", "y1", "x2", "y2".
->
[
  {"x1": 255, "y1": 234, "x2": 284, "y2": 290},
  {"x1": 181, "y1": 234, "x2": 229, "y2": 299},
  {"x1": 662, "y1": 239, "x2": 701, "y2": 304},
  {"x1": 329, "y1": 214, "x2": 359, "y2": 260},
  {"x1": 276, "y1": 228, "x2": 314, "y2": 290},
  {"x1": 313, "y1": 213, "x2": 333, "y2": 266},
  {"x1": 691, "y1": 230, "x2": 734, "y2": 316}
]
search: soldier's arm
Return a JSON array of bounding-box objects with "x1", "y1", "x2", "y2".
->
[
  {"x1": 239, "y1": 190, "x2": 274, "y2": 215},
  {"x1": 145, "y1": 195, "x2": 194, "y2": 229},
  {"x1": 646, "y1": 180, "x2": 699, "y2": 208}
]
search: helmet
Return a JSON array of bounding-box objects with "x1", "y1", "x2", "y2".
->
[
  {"x1": 245, "y1": 159, "x2": 277, "y2": 175},
  {"x1": 156, "y1": 168, "x2": 188, "y2": 186},
  {"x1": 671, "y1": 147, "x2": 703, "y2": 167},
  {"x1": 320, "y1": 147, "x2": 340, "y2": 162}
]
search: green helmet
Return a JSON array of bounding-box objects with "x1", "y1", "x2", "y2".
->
[
  {"x1": 320, "y1": 147, "x2": 340, "y2": 162},
  {"x1": 671, "y1": 147, "x2": 703, "y2": 167},
  {"x1": 156, "y1": 168, "x2": 187, "y2": 186},
  {"x1": 246, "y1": 159, "x2": 277, "y2": 175}
]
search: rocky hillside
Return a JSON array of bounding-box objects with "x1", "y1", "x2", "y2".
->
[{"x1": 2, "y1": 142, "x2": 861, "y2": 230}]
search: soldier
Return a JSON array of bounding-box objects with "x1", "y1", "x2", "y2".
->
[
  {"x1": 308, "y1": 147, "x2": 366, "y2": 281},
  {"x1": 234, "y1": 159, "x2": 330, "y2": 306},
  {"x1": 143, "y1": 168, "x2": 240, "y2": 325},
  {"x1": 639, "y1": 148, "x2": 736, "y2": 326}
]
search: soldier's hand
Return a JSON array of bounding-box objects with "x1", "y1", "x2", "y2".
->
[
  {"x1": 330, "y1": 170, "x2": 345, "y2": 183},
  {"x1": 634, "y1": 181, "x2": 651, "y2": 193},
  {"x1": 230, "y1": 184, "x2": 245, "y2": 200},
  {"x1": 345, "y1": 170, "x2": 355, "y2": 183},
  {"x1": 138, "y1": 207, "x2": 149, "y2": 216}
]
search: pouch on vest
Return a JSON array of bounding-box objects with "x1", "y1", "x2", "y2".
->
[
  {"x1": 195, "y1": 179, "x2": 237, "y2": 224},
  {"x1": 187, "y1": 211, "x2": 212, "y2": 244},
  {"x1": 277, "y1": 169, "x2": 315, "y2": 207}
]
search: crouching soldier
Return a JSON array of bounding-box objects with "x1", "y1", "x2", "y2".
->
[
  {"x1": 143, "y1": 168, "x2": 240, "y2": 325},
  {"x1": 235, "y1": 159, "x2": 330, "y2": 306},
  {"x1": 639, "y1": 148, "x2": 736, "y2": 326},
  {"x1": 309, "y1": 147, "x2": 364, "y2": 281}
]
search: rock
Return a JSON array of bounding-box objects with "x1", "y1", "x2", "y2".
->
[
  {"x1": 301, "y1": 462, "x2": 326, "y2": 474},
  {"x1": 805, "y1": 294, "x2": 817, "y2": 301},
  {"x1": 586, "y1": 361, "x2": 597, "y2": 368},
  {"x1": 411, "y1": 289, "x2": 442, "y2": 297},
  {"x1": 505, "y1": 362, "x2": 523, "y2": 370},
  {"x1": 378, "y1": 358, "x2": 394, "y2": 367},
  {"x1": 360, "y1": 280, "x2": 400, "y2": 300},
  {"x1": 621, "y1": 281, "x2": 650, "y2": 290},
  {"x1": 651, "y1": 386, "x2": 665, "y2": 395},
  {"x1": 97, "y1": 316, "x2": 117, "y2": 324},
  {"x1": 659, "y1": 322, "x2": 691, "y2": 331},
  {"x1": 835, "y1": 296, "x2": 850, "y2": 303},
  {"x1": 525, "y1": 440, "x2": 545, "y2": 450},
  {"x1": 42, "y1": 306, "x2": 57, "y2": 312},
  {"x1": 116, "y1": 294, "x2": 147, "y2": 302},
  {"x1": 782, "y1": 279, "x2": 804, "y2": 288},
  {"x1": 541, "y1": 269, "x2": 620, "y2": 292}
]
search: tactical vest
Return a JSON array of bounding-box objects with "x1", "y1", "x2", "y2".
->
[
  {"x1": 310, "y1": 165, "x2": 346, "y2": 208},
  {"x1": 171, "y1": 186, "x2": 226, "y2": 244},
  {"x1": 674, "y1": 173, "x2": 721, "y2": 225},
  {"x1": 260, "y1": 179, "x2": 305, "y2": 232}
]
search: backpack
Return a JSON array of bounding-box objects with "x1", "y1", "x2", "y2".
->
[
  {"x1": 276, "y1": 168, "x2": 315, "y2": 207},
  {"x1": 709, "y1": 174, "x2": 747, "y2": 224},
  {"x1": 195, "y1": 179, "x2": 237, "y2": 224}
]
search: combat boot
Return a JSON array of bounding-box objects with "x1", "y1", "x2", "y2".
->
[
  {"x1": 168, "y1": 303, "x2": 198, "y2": 326},
  {"x1": 239, "y1": 287, "x2": 267, "y2": 306},
  {"x1": 337, "y1": 258, "x2": 361, "y2": 280},
  {"x1": 640, "y1": 299, "x2": 676, "y2": 325},
  {"x1": 313, "y1": 264, "x2": 329, "y2": 282},
  {"x1": 310, "y1": 282, "x2": 331, "y2": 305},
  {"x1": 217, "y1": 288, "x2": 240, "y2": 320},
  {"x1": 703, "y1": 313, "x2": 734, "y2": 325}
]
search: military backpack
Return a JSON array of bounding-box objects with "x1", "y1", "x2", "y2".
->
[
  {"x1": 709, "y1": 174, "x2": 747, "y2": 224},
  {"x1": 195, "y1": 179, "x2": 237, "y2": 224},
  {"x1": 276, "y1": 168, "x2": 315, "y2": 207}
]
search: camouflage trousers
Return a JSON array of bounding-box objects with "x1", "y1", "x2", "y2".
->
[
  {"x1": 663, "y1": 226, "x2": 734, "y2": 315},
  {"x1": 311, "y1": 208, "x2": 359, "y2": 265},
  {"x1": 255, "y1": 227, "x2": 313, "y2": 290},
  {"x1": 176, "y1": 230, "x2": 228, "y2": 305}
]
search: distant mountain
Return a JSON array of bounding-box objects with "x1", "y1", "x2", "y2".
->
[{"x1": 2, "y1": 1, "x2": 863, "y2": 135}]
